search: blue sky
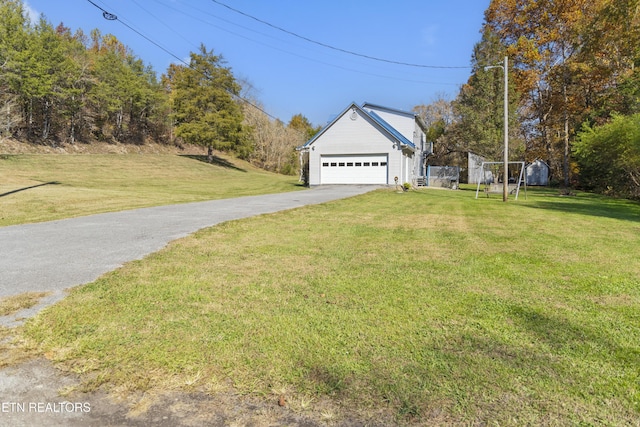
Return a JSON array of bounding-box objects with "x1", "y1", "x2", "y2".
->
[{"x1": 25, "y1": 0, "x2": 490, "y2": 126}]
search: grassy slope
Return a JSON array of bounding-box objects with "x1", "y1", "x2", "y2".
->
[
  {"x1": 0, "y1": 154, "x2": 301, "y2": 226},
  {"x1": 21, "y1": 187, "x2": 640, "y2": 425}
]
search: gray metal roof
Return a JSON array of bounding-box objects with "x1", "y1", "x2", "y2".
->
[{"x1": 366, "y1": 110, "x2": 415, "y2": 149}]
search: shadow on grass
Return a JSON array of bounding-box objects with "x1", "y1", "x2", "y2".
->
[
  {"x1": 0, "y1": 181, "x2": 60, "y2": 198},
  {"x1": 180, "y1": 154, "x2": 247, "y2": 172},
  {"x1": 523, "y1": 195, "x2": 640, "y2": 222},
  {"x1": 507, "y1": 304, "x2": 638, "y2": 364}
]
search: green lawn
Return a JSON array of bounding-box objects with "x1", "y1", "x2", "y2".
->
[
  {"x1": 0, "y1": 154, "x2": 301, "y2": 226},
  {"x1": 21, "y1": 186, "x2": 640, "y2": 425}
]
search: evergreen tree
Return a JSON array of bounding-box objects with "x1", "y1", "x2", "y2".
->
[
  {"x1": 0, "y1": 0, "x2": 27, "y2": 136},
  {"x1": 444, "y1": 28, "x2": 522, "y2": 162},
  {"x1": 168, "y1": 44, "x2": 250, "y2": 160},
  {"x1": 18, "y1": 17, "x2": 80, "y2": 141},
  {"x1": 88, "y1": 30, "x2": 160, "y2": 143},
  {"x1": 54, "y1": 25, "x2": 93, "y2": 143},
  {"x1": 89, "y1": 30, "x2": 132, "y2": 141}
]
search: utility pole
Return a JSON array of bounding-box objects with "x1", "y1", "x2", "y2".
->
[
  {"x1": 485, "y1": 56, "x2": 509, "y2": 202},
  {"x1": 502, "y1": 56, "x2": 508, "y2": 202}
]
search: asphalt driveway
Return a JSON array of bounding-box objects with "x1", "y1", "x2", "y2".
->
[{"x1": 0, "y1": 185, "x2": 377, "y2": 326}]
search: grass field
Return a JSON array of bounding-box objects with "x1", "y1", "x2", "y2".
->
[
  {"x1": 18, "y1": 183, "x2": 640, "y2": 425},
  {"x1": 0, "y1": 153, "x2": 300, "y2": 226}
]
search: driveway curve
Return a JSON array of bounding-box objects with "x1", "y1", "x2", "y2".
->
[{"x1": 0, "y1": 185, "x2": 378, "y2": 326}]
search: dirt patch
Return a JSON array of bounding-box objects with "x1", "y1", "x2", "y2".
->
[
  {"x1": 1, "y1": 298, "x2": 388, "y2": 426},
  {"x1": 0, "y1": 358, "x2": 331, "y2": 427}
]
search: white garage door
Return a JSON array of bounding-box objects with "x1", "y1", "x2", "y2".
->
[{"x1": 320, "y1": 155, "x2": 388, "y2": 184}]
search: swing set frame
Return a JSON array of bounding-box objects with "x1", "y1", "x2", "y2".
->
[{"x1": 475, "y1": 161, "x2": 527, "y2": 200}]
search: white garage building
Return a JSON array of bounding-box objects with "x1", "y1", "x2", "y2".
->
[{"x1": 299, "y1": 102, "x2": 430, "y2": 186}]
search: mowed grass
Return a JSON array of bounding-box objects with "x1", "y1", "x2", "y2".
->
[
  {"x1": 21, "y1": 188, "x2": 640, "y2": 424},
  {"x1": 0, "y1": 154, "x2": 300, "y2": 226}
]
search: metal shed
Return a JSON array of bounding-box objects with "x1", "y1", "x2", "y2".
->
[
  {"x1": 467, "y1": 152, "x2": 486, "y2": 184},
  {"x1": 526, "y1": 160, "x2": 550, "y2": 186}
]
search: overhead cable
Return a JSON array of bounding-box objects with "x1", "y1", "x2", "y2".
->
[
  {"x1": 147, "y1": 0, "x2": 460, "y2": 86},
  {"x1": 85, "y1": 0, "x2": 281, "y2": 122},
  {"x1": 131, "y1": 0, "x2": 199, "y2": 50},
  {"x1": 86, "y1": 0, "x2": 116, "y2": 20},
  {"x1": 209, "y1": 0, "x2": 471, "y2": 69}
]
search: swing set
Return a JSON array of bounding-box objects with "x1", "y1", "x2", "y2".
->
[{"x1": 475, "y1": 161, "x2": 527, "y2": 200}]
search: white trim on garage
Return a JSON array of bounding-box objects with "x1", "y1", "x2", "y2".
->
[{"x1": 320, "y1": 154, "x2": 388, "y2": 184}]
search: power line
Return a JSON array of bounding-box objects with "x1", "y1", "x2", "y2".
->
[
  {"x1": 130, "y1": 0, "x2": 199, "y2": 51},
  {"x1": 84, "y1": 0, "x2": 282, "y2": 122},
  {"x1": 148, "y1": 0, "x2": 461, "y2": 87},
  {"x1": 85, "y1": 0, "x2": 115, "y2": 20},
  {"x1": 209, "y1": 0, "x2": 471, "y2": 70},
  {"x1": 93, "y1": 0, "x2": 467, "y2": 87}
]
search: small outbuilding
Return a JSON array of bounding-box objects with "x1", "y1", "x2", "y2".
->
[
  {"x1": 526, "y1": 159, "x2": 550, "y2": 186},
  {"x1": 467, "y1": 152, "x2": 487, "y2": 184},
  {"x1": 298, "y1": 102, "x2": 430, "y2": 186}
]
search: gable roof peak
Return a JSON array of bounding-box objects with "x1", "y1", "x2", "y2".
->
[
  {"x1": 300, "y1": 101, "x2": 417, "y2": 151},
  {"x1": 300, "y1": 102, "x2": 364, "y2": 148}
]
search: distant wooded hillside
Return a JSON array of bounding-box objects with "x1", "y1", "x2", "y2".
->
[{"x1": 0, "y1": 0, "x2": 319, "y2": 175}]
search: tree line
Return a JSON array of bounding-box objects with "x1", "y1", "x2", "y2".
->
[
  {"x1": 0, "y1": 0, "x2": 319, "y2": 174},
  {"x1": 417, "y1": 0, "x2": 640, "y2": 199},
  {"x1": 3, "y1": 0, "x2": 637, "y2": 195}
]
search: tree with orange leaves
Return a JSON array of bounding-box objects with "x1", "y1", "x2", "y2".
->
[{"x1": 484, "y1": 0, "x2": 607, "y2": 187}]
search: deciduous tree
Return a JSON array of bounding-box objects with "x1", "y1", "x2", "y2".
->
[
  {"x1": 287, "y1": 113, "x2": 320, "y2": 141},
  {"x1": 243, "y1": 103, "x2": 310, "y2": 175},
  {"x1": 574, "y1": 113, "x2": 640, "y2": 199},
  {"x1": 578, "y1": 0, "x2": 640, "y2": 121},
  {"x1": 484, "y1": 0, "x2": 605, "y2": 187},
  {"x1": 431, "y1": 28, "x2": 522, "y2": 166}
]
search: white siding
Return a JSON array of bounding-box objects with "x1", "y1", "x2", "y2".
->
[
  {"x1": 364, "y1": 106, "x2": 415, "y2": 142},
  {"x1": 305, "y1": 103, "x2": 428, "y2": 186},
  {"x1": 365, "y1": 104, "x2": 425, "y2": 185},
  {"x1": 308, "y1": 108, "x2": 403, "y2": 185}
]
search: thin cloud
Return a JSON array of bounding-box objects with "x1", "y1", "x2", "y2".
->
[
  {"x1": 421, "y1": 25, "x2": 439, "y2": 48},
  {"x1": 23, "y1": 1, "x2": 40, "y2": 24}
]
